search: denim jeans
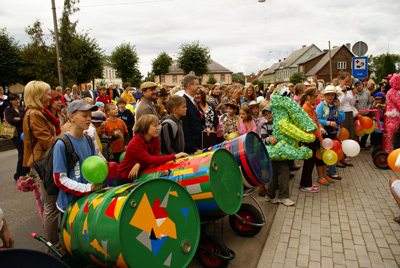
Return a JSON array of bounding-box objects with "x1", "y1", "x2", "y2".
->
[{"x1": 327, "y1": 164, "x2": 337, "y2": 176}]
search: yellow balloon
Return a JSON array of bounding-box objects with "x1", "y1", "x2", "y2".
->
[
  {"x1": 226, "y1": 132, "x2": 240, "y2": 140},
  {"x1": 157, "y1": 84, "x2": 162, "y2": 89},
  {"x1": 126, "y1": 104, "x2": 135, "y2": 115},
  {"x1": 356, "y1": 129, "x2": 366, "y2": 137},
  {"x1": 322, "y1": 149, "x2": 338, "y2": 165},
  {"x1": 364, "y1": 121, "x2": 375, "y2": 134}
]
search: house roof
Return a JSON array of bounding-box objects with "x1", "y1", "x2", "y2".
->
[
  {"x1": 297, "y1": 50, "x2": 328, "y2": 65},
  {"x1": 264, "y1": 62, "x2": 281, "y2": 75},
  {"x1": 282, "y1": 44, "x2": 319, "y2": 68},
  {"x1": 305, "y1": 45, "x2": 354, "y2": 76},
  {"x1": 166, "y1": 59, "x2": 232, "y2": 75}
]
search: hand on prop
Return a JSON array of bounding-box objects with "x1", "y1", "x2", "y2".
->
[
  {"x1": 175, "y1": 152, "x2": 189, "y2": 159},
  {"x1": 194, "y1": 149, "x2": 203, "y2": 154},
  {"x1": 269, "y1": 136, "x2": 278, "y2": 144},
  {"x1": 128, "y1": 163, "x2": 140, "y2": 180},
  {"x1": 91, "y1": 183, "x2": 103, "y2": 192},
  {"x1": 204, "y1": 128, "x2": 211, "y2": 136}
]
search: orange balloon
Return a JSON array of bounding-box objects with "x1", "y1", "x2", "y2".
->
[
  {"x1": 388, "y1": 149, "x2": 400, "y2": 172},
  {"x1": 336, "y1": 149, "x2": 344, "y2": 161},
  {"x1": 357, "y1": 114, "x2": 363, "y2": 120},
  {"x1": 316, "y1": 148, "x2": 325, "y2": 160},
  {"x1": 360, "y1": 116, "x2": 373, "y2": 129},
  {"x1": 337, "y1": 127, "x2": 349, "y2": 141}
]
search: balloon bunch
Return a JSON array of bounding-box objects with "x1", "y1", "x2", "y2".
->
[
  {"x1": 81, "y1": 156, "x2": 119, "y2": 184},
  {"x1": 355, "y1": 115, "x2": 375, "y2": 136},
  {"x1": 317, "y1": 138, "x2": 360, "y2": 165}
]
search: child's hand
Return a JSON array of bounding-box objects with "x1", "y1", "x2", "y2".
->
[
  {"x1": 0, "y1": 220, "x2": 14, "y2": 248},
  {"x1": 91, "y1": 183, "x2": 103, "y2": 191},
  {"x1": 320, "y1": 128, "x2": 327, "y2": 135},
  {"x1": 128, "y1": 163, "x2": 140, "y2": 180},
  {"x1": 175, "y1": 152, "x2": 188, "y2": 159},
  {"x1": 331, "y1": 122, "x2": 339, "y2": 129},
  {"x1": 194, "y1": 149, "x2": 202, "y2": 154},
  {"x1": 270, "y1": 136, "x2": 278, "y2": 144}
]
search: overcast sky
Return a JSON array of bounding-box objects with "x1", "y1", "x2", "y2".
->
[{"x1": 1, "y1": 0, "x2": 399, "y2": 77}]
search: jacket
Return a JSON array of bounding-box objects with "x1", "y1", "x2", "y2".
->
[
  {"x1": 316, "y1": 101, "x2": 345, "y2": 127},
  {"x1": 23, "y1": 108, "x2": 59, "y2": 168},
  {"x1": 5, "y1": 106, "x2": 25, "y2": 135},
  {"x1": 181, "y1": 94, "x2": 203, "y2": 151},
  {"x1": 302, "y1": 102, "x2": 323, "y2": 142}
]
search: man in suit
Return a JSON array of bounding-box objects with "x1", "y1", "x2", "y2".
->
[
  {"x1": 107, "y1": 84, "x2": 119, "y2": 100},
  {"x1": 181, "y1": 74, "x2": 203, "y2": 153},
  {"x1": 115, "y1": 83, "x2": 124, "y2": 97},
  {"x1": 94, "y1": 83, "x2": 100, "y2": 100},
  {"x1": 83, "y1": 83, "x2": 95, "y2": 100}
]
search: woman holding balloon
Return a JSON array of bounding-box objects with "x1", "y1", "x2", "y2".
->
[{"x1": 316, "y1": 86, "x2": 345, "y2": 180}]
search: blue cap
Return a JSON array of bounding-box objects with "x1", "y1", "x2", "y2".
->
[
  {"x1": 353, "y1": 80, "x2": 362, "y2": 86},
  {"x1": 373, "y1": 92, "x2": 385, "y2": 99},
  {"x1": 95, "y1": 101, "x2": 105, "y2": 107}
]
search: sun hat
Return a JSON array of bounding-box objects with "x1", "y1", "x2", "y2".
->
[
  {"x1": 224, "y1": 100, "x2": 240, "y2": 109},
  {"x1": 91, "y1": 111, "x2": 106, "y2": 122},
  {"x1": 67, "y1": 100, "x2": 98, "y2": 115},
  {"x1": 322, "y1": 85, "x2": 341, "y2": 97},
  {"x1": 248, "y1": 100, "x2": 259, "y2": 108}
]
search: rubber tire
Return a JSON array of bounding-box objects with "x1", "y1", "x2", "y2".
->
[
  {"x1": 371, "y1": 147, "x2": 382, "y2": 158},
  {"x1": 197, "y1": 236, "x2": 229, "y2": 268},
  {"x1": 229, "y1": 203, "x2": 263, "y2": 237},
  {"x1": 373, "y1": 151, "x2": 389, "y2": 169}
]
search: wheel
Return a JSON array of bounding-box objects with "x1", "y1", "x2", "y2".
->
[
  {"x1": 373, "y1": 151, "x2": 389, "y2": 169},
  {"x1": 197, "y1": 236, "x2": 229, "y2": 268},
  {"x1": 229, "y1": 203, "x2": 263, "y2": 237},
  {"x1": 371, "y1": 147, "x2": 382, "y2": 158}
]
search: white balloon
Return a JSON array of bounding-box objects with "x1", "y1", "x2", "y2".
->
[{"x1": 341, "y1": 139, "x2": 360, "y2": 157}]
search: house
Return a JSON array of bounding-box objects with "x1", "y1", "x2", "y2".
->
[
  {"x1": 94, "y1": 62, "x2": 122, "y2": 87},
  {"x1": 298, "y1": 44, "x2": 354, "y2": 83},
  {"x1": 263, "y1": 61, "x2": 282, "y2": 85},
  {"x1": 154, "y1": 59, "x2": 233, "y2": 86},
  {"x1": 246, "y1": 69, "x2": 268, "y2": 86}
]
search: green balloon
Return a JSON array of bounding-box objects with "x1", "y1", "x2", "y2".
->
[
  {"x1": 119, "y1": 151, "x2": 126, "y2": 163},
  {"x1": 81, "y1": 156, "x2": 108, "y2": 183}
]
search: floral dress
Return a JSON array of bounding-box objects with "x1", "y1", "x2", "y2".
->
[
  {"x1": 222, "y1": 114, "x2": 239, "y2": 139},
  {"x1": 203, "y1": 105, "x2": 215, "y2": 130}
]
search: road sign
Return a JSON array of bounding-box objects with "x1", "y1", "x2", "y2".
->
[
  {"x1": 352, "y1": 41, "x2": 368, "y2": 56},
  {"x1": 352, "y1": 57, "x2": 368, "y2": 79}
]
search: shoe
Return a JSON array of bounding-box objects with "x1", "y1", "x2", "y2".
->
[
  {"x1": 324, "y1": 176, "x2": 334, "y2": 183},
  {"x1": 278, "y1": 198, "x2": 295, "y2": 206},
  {"x1": 329, "y1": 174, "x2": 342, "y2": 180},
  {"x1": 299, "y1": 185, "x2": 319, "y2": 193},
  {"x1": 265, "y1": 195, "x2": 279, "y2": 203},
  {"x1": 342, "y1": 160, "x2": 353, "y2": 167},
  {"x1": 290, "y1": 164, "x2": 301, "y2": 171},
  {"x1": 394, "y1": 215, "x2": 400, "y2": 223},
  {"x1": 317, "y1": 177, "x2": 330, "y2": 186},
  {"x1": 336, "y1": 162, "x2": 346, "y2": 168}
]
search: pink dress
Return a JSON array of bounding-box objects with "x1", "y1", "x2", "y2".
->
[{"x1": 238, "y1": 120, "x2": 256, "y2": 135}]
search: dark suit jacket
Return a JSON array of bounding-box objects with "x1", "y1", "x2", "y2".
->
[
  {"x1": 116, "y1": 88, "x2": 124, "y2": 96},
  {"x1": 107, "y1": 88, "x2": 119, "y2": 100},
  {"x1": 181, "y1": 94, "x2": 203, "y2": 151},
  {"x1": 94, "y1": 90, "x2": 100, "y2": 100},
  {"x1": 83, "y1": 90, "x2": 95, "y2": 100}
]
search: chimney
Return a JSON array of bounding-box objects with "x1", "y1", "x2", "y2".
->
[
  {"x1": 345, "y1": 43, "x2": 351, "y2": 49},
  {"x1": 283, "y1": 58, "x2": 286, "y2": 60},
  {"x1": 302, "y1": 45, "x2": 306, "y2": 48}
]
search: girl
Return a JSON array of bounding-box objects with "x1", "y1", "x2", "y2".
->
[
  {"x1": 237, "y1": 103, "x2": 256, "y2": 135},
  {"x1": 221, "y1": 86, "x2": 234, "y2": 114},
  {"x1": 293, "y1": 83, "x2": 305, "y2": 104},
  {"x1": 208, "y1": 84, "x2": 223, "y2": 115},
  {"x1": 241, "y1": 85, "x2": 257, "y2": 104},
  {"x1": 232, "y1": 88, "x2": 244, "y2": 107},
  {"x1": 117, "y1": 114, "x2": 187, "y2": 182},
  {"x1": 249, "y1": 101, "x2": 264, "y2": 135},
  {"x1": 221, "y1": 101, "x2": 239, "y2": 139},
  {"x1": 299, "y1": 87, "x2": 328, "y2": 192}
]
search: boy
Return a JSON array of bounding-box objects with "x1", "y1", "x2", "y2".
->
[
  {"x1": 260, "y1": 106, "x2": 295, "y2": 206},
  {"x1": 95, "y1": 86, "x2": 111, "y2": 106},
  {"x1": 120, "y1": 82, "x2": 136, "y2": 104},
  {"x1": 221, "y1": 101, "x2": 239, "y2": 139},
  {"x1": 96, "y1": 122, "x2": 114, "y2": 161},
  {"x1": 104, "y1": 103, "x2": 129, "y2": 162},
  {"x1": 117, "y1": 98, "x2": 135, "y2": 140},
  {"x1": 53, "y1": 100, "x2": 103, "y2": 213}
]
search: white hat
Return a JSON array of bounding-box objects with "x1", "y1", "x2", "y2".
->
[{"x1": 323, "y1": 85, "x2": 341, "y2": 97}]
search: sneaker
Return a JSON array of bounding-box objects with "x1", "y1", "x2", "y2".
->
[
  {"x1": 278, "y1": 198, "x2": 295, "y2": 206},
  {"x1": 265, "y1": 195, "x2": 279, "y2": 203},
  {"x1": 299, "y1": 185, "x2": 319, "y2": 193}
]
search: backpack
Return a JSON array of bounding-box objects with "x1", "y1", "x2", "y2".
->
[{"x1": 158, "y1": 119, "x2": 178, "y2": 155}]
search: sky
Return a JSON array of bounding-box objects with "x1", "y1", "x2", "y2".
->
[{"x1": 1, "y1": 0, "x2": 399, "y2": 78}]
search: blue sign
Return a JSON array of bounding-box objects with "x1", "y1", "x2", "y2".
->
[{"x1": 352, "y1": 57, "x2": 368, "y2": 79}]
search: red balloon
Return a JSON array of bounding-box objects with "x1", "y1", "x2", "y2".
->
[
  {"x1": 107, "y1": 161, "x2": 119, "y2": 179},
  {"x1": 316, "y1": 148, "x2": 325, "y2": 160},
  {"x1": 360, "y1": 116, "x2": 373, "y2": 129},
  {"x1": 336, "y1": 149, "x2": 344, "y2": 161},
  {"x1": 354, "y1": 120, "x2": 364, "y2": 132},
  {"x1": 331, "y1": 140, "x2": 341, "y2": 152}
]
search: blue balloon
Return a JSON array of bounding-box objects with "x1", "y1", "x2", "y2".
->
[{"x1": 20, "y1": 133, "x2": 24, "y2": 141}]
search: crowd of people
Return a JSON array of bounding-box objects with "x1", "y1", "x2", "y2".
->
[{"x1": 1, "y1": 70, "x2": 400, "y2": 252}]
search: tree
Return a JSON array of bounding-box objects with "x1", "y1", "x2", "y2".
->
[
  {"x1": 252, "y1": 79, "x2": 264, "y2": 91},
  {"x1": 232, "y1": 72, "x2": 245, "y2": 85},
  {"x1": 207, "y1": 77, "x2": 217, "y2": 85},
  {"x1": 369, "y1": 53, "x2": 400, "y2": 82},
  {"x1": 110, "y1": 42, "x2": 141, "y2": 86},
  {"x1": 290, "y1": 72, "x2": 306, "y2": 85},
  {"x1": 152, "y1": 52, "x2": 171, "y2": 82},
  {"x1": 146, "y1": 71, "x2": 155, "y2": 82},
  {"x1": 177, "y1": 41, "x2": 210, "y2": 76},
  {"x1": 0, "y1": 28, "x2": 22, "y2": 87},
  {"x1": 379, "y1": 54, "x2": 397, "y2": 81}
]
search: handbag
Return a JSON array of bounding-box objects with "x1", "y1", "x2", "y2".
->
[
  {"x1": 1, "y1": 120, "x2": 17, "y2": 138},
  {"x1": 352, "y1": 106, "x2": 359, "y2": 118}
]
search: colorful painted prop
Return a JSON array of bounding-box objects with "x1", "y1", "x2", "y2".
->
[
  {"x1": 203, "y1": 132, "x2": 272, "y2": 188},
  {"x1": 137, "y1": 149, "x2": 243, "y2": 219},
  {"x1": 267, "y1": 88, "x2": 317, "y2": 160},
  {"x1": 384, "y1": 73, "x2": 400, "y2": 153},
  {"x1": 61, "y1": 179, "x2": 200, "y2": 268}
]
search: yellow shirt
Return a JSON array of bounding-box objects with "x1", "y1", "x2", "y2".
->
[{"x1": 121, "y1": 92, "x2": 136, "y2": 104}]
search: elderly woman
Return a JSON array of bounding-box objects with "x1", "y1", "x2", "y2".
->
[
  {"x1": 64, "y1": 87, "x2": 73, "y2": 106},
  {"x1": 23, "y1": 81, "x2": 69, "y2": 255}
]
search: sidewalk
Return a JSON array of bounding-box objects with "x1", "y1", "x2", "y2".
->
[{"x1": 257, "y1": 149, "x2": 400, "y2": 268}]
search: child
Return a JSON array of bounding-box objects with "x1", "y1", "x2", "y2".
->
[
  {"x1": 370, "y1": 92, "x2": 385, "y2": 149},
  {"x1": 95, "y1": 86, "x2": 111, "y2": 106},
  {"x1": 96, "y1": 122, "x2": 114, "y2": 161},
  {"x1": 249, "y1": 100, "x2": 264, "y2": 135},
  {"x1": 95, "y1": 101, "x2": 105, "y2": 112},
  {"x1": 221, "y1": 101, "x2": 239, "y2": 139},
  {"x1": 117, "y1": 98, "x2": 135, "y2": 140},
  {"x1": 117, "y1": 114, "x2": 188, "y2": 182},
  {"x1": 53, "y1": 100, "x2": 103, "y2": 213},
  {"x1": 104, "y1": 103, "x2": 129, "y2": 162},
  {"x1": 260, "y1": 106, "x2": 294, "y2": 206},
  {"x1": 237, "y1": 103, "x2": 256, "y2": 135},
  {"x1": 120, "y1": 82, "x2": 136, "y2": 104},
  {"x1": 87, "y1": 110, "x2": 107, "y2": 160}
]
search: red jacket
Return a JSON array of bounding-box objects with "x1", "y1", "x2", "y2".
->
[
  {"x1": 95, "y1": 95, "x2": 111, "y2": 106},
  {"x1": 117, "y1": 135, "x2": 175, "y2": 182}
]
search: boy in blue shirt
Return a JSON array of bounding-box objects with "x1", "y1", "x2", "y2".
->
[{"x1": 53, "y1": 100, "x2": 103, "y2": 213}]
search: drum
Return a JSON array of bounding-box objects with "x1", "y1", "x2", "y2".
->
[
  {"x1": 61, "y1": 179, "x2": 200, "y2": 268},
  {"x1": 137, "y1": 148, "x2": 243, "y2": 219},
  {"x1": 203, "y1": 132, "x2": 272, "y2": 188}
]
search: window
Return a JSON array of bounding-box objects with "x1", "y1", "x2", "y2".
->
[
  {"x1": 299, "y1": 66, "x2": 304, "y2": 72},
  {"x1": 337, "y1": 62, "x2": 347, "y2": 69},
  {"x1": 221, "y1": 74, "x2": 225, "y2": 82},
  {"x1": 161, "y1": 76, "x2": 165, "y2": 83},
  {"x1": 173, "y1": 75, "x2": 177, "y2": 83}
]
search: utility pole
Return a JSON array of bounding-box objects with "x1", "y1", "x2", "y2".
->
[
  {"x1": 51, "y1": 0, "x2": 64, "y2": 91},
  {"x1": 329, "y1": 41, "x2": 333, "y2": 83}
]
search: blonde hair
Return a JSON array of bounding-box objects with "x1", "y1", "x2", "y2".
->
[
  {"x1": 134, "y1": 114, "x2": 159, "y2": 138},
  {"x1": 83, "y1": 97, "x2": 94, "y2": 105},
  {"x1": 299, "y1": 87, "x2": 318, "y2": 107},
  {"x1": 24, "y1": 80, "x2": 51, "y2": 110},
  {"x1": 239, "y1": 103, "x2": 252, "y2": 122}
]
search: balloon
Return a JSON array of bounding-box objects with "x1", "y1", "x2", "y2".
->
[
  {"x1": 360, "y1": 116, "x2": 373, "y2": 129},
  {"x1": 322, "y1": 149, "x2": 338, "y2": 165},
  {"x1": 107, "y1": 161, "x2": 119, "y2": 179},
  {"x1": 157, "y1": 84, "x2": 162, "y2": 89},
  {"x1": 119, "y1": 151, "x2": 126, "y2": 163},
  {"x1": 336, "y1": 149, "x2": 344, "y2": 161},
  {"x1": 322, "y1": 138, "x2": 333, "y2": 150},
  {"x1": 354, "y1": 120, "x2": 363, "y2": 132},
  {"x1": 226, "y1": 132, "x2": 240, "y2": 140},
  {"x1": 364, "y1": 122, "x2": 375, "y2": 134},
  {"x1": 337, "y1": 128, "x2": 349, "y2": 141},
  {"x1": 356, "y1": 129, "x2": 366, "y2": 137},
  {"x1": 81, "y1": 156, "x2": 108, "y2": 183},
  {"x1": 388, "y1": 149, "x2": 400, "y2": 172},
  {"x1": 20, "y1": 133, "x2": 24, "y2": 141},
  {"x1": 126, "y1": 104, "x2": 135, "y2": 115},
  {"x1": 331, "y1": 140, "x2": 341, "y2": 152},
  {"x1": 316, "y1": 148, "x2": 325, "y2": 160},
  {"x1": 341, "y1": 139, "x2": 361, "y2": 157},
  {"x1": 356, "y1": 114, "x2": 363, "y2": 120}
]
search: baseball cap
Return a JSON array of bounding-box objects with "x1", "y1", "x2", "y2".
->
[
  {"x1": 67, "y1": 100, "x2": 98, "y2": 115},
  {"x1": 95, "y1": 101, "x2": 105, "y2": 107},
  {"x1": 353, "y1": 80, "x2": 362, "y2": 86},
  {"x1": 91, "y1": 111, "x2": 106, "y2": 122},
  {"x1": 262, "y1": 106, "x2": 272, "y2": 113}
]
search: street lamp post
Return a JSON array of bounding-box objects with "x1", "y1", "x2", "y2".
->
[{"x1": 51, "y1": 0, "x2": 64, "y2": 91}]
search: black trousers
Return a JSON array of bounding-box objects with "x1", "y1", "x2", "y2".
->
[{"x1": 12, "y1": 135, "x2": 30, "y2": 180}]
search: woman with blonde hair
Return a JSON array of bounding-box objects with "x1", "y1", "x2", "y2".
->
[
  {"x1": 232, "y1": 88, "x2": 244, "y2": 106},
  {"x1": 241, "y1": 85, "x2": 257, "y2": 104},
  {"x1": 22, "y1": 80, "x2": 70, "y2": 255}
]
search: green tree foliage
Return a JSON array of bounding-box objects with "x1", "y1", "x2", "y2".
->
[
  {"x1": 369, "y1": 53, "x2": 400, "y2": 82},
  {"x1": 110, "y1": 42, "x2": 141, "y2": 86},
  {"x1": 290, "y1": 72, "x2": 306, "y2": 85},
  {"x1": 0, "y1": 28, "x2": 22, "y2": 87},
  {"x1": 146, "y1": 71, "x2": 155, "y2": 82},
  {"x1": 177, "y1": 41, "x2": 210, "y2": 76},
  {"x1": 251, "y1": 79, "x2": 264, "y2": 91},
  {"x1": 232, "y1": 72, "x2": 245, "y2": 85},
  {"x1": 152, "y1": 52, "x2": 171, "y2": 82},
  {"x1": 380, "y1": 54, "x2": 397, "y2": 81},
  {"x1": 207, "y1": 76, "x2": 217, "y2": 85}
]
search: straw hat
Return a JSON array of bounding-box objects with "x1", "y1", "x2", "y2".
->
[
  {"x1": 322, "y1": 85, "x2": 341, "y2": 97},
  {"x1": 248, "y1": 100, "x2": 259, "y2": 108}
]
